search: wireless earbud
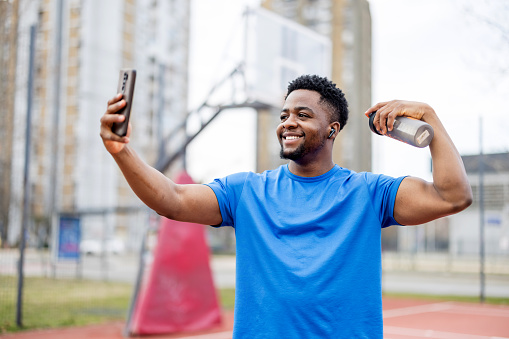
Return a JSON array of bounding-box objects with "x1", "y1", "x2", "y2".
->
[{"x1": 328, "y1": 128, "x2": 336, "y2": 138}]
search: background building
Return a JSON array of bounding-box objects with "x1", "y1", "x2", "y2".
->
[
  {"x1": 0, "y1": 0, "x2": 22, "y2": 247},
  {"x1": 383, "y1": 152, "x2": 509, "y2": 259},
  {"x1": 0, "y1": 0, "x2": 190, "y2": 249},
  {"x1": 451, "y1": 153, "x2": 509, "y2": 256}
]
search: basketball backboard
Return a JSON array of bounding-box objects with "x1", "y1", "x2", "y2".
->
[{"x1": 244, "y1": 7, "x2": 332, "y2": 107}]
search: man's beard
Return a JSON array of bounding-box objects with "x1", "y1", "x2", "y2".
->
[
  {"x1": 280, "y1": 143, "x2": 306, "y2": 160},
  {"x1": 279, "y1": 137, "x2": 326, "y2": 161}
]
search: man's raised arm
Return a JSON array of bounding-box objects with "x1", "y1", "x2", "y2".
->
[
  {"x1": 99, "y1": 94, "x2": 222, "y2": 226},
  {"x1": 366, "y1": 100, "x2": 473, "y2": 225}
]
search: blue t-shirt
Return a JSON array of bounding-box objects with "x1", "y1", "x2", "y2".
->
[{"x1": 205, "y1": 164, "x2": 405, "y2": 338}]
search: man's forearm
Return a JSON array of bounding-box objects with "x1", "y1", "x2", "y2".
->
[{"x1": 111, "y1": 145, "x2": 177, "y2": 216}]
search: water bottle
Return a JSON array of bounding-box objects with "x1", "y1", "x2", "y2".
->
[{"x1": 368, "y1": 112, "x2": 434, "y2": 148}]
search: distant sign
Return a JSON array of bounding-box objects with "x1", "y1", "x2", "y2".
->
[
  {"x1": 58, "y1": 216, "x2": 81, "y2": 260},
  {"x1": 486, "y1": 214, "x2": 502, "y2": 227}
]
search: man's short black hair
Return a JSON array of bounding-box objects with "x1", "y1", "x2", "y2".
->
[{"x1": 286, "y1": 74, "x2": 348, "y2": 131}]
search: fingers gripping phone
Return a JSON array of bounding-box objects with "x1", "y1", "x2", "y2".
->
[{"x1": 112, "y1": 69, "x2": 136, "y2": 137}]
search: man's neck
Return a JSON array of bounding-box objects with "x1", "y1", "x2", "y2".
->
[{"x1": 287, "y1": 159, "x2": 335, "y2": 177}]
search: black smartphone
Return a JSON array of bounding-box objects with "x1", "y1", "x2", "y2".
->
[{"x1": 112, "y1": 69, "x2": 136, "y2": 137}]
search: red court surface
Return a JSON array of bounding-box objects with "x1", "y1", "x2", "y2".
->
[
  {"x1": 383, "y1": 298, "x2": 509, "y2": 339},
  {"x1": 3, "y1": 297, "x2": 509, "y2": 339}
]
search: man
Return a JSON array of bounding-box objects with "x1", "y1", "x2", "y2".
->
[{"x1": 100, "y1": 74, "x2": 472, "y2": 338}]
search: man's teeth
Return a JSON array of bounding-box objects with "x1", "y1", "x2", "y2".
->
[{"x1": 286, "y1": 136, "x2": 301, "y2": 140}]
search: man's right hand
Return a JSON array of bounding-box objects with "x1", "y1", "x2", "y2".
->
[{"x1": 100, "y1": 93, "x2": 131, "y2": 154}]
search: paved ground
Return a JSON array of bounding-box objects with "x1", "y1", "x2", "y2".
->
[
  {"x1": 211, "y1": 254, "x2": 509, "y2": 298},
  {"x1": 4, "y1": 297, "x2": 509, "y2": 339},
  {"x1": 382, "y1": 270, "x2": 509, "y2": 298},
  {"x1": 2, "y1": 251, "x2": 509, "y2": 338},
  {"x1": 3, "y1": 250, "x2": 508, "y2": 297}
]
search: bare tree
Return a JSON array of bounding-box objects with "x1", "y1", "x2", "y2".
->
[{"x1": 458, "y1": 0, "x2": 509, "y2": 78}]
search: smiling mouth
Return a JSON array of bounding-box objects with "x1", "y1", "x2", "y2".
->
[{"x1": 284, "y1": 135, "x2": 302, "y2": 140}]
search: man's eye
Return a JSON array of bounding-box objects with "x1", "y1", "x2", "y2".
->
[
  {"x1": 280, "y1": 115, "x2": 288, "y2": 121},
  {"x1": 298, "y1": 113, "x2": 309, "y2": 118}
]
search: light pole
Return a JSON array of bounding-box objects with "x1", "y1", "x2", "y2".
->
[{"x1": 479, "y1": 116, "x2": 485, "y2": 303}]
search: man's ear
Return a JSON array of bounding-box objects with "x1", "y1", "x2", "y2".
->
[{"x1": 328, "y1": 122, "x2": 340, "y2": 139}]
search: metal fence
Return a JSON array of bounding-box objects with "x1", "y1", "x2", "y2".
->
[
  {"x1": 0, "y1": 207, "x2": 152, "y2": 333},
  {"x1": 2, "y1": 205, "x2": 509, "y2": 333}
]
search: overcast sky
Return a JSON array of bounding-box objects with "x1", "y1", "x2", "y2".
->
[
  {"x1": 186, "y1": 0, "x2": 509, "y2": 182},
  {"x1": 369, "y1": 0, "x2": 509, "y2": 179}
]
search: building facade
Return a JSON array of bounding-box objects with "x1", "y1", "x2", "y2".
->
[
  {"x1": 2, "y1": 0, "x2": 190, "y2": 248},
  {"x1": 450, "y1": 153, "x2": 509, "y2": 256},
  {"x1": 384, "y1": 153, "x2": 509, "y2": 258}
]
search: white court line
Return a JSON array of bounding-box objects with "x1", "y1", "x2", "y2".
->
[
  {"x1": 442, "y1": 304, "x2": 509, "y2": 318},
  {"x1": 383, "y1": 302, "x2": 454, "y2": 319},
  {"x1": 384, "y1": 326, "x2": 509, "y2": 339},
  {"x1": 175, "y1": 330, "x2": 233, "y2": 339}
]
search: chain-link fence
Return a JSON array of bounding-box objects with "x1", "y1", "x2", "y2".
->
[
  {"x1": 0, "y1": 207, "x2": 153, "y2": 333},
  {"x1": 2, "y1": 209, "x2": 509, "y2": 333}
]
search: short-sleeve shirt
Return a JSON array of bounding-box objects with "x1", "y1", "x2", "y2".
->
[{"x1": 205, "y1": 164, "x2": 405, "y2": 338}]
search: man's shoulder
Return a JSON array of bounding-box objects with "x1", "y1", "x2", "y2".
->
[{"x1": 329, "y1": 168, "x2": 404, "y2": 194}]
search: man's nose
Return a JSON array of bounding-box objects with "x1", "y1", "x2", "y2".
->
[{"x1": 283, "y1": 115, "x2": 298, "y2": 129}]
